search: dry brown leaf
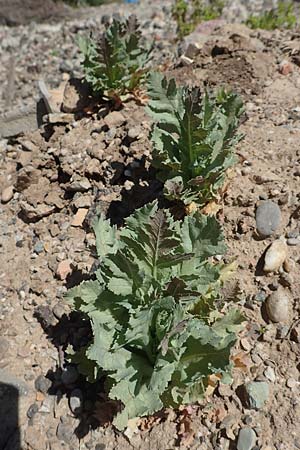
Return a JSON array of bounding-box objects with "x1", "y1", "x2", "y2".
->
[
  {"x1": 231, "y1": 351, "x2": 252, "y2": 373},
  {"x1": 201, "y1": 201, "x2": 221, "y2": 216}
]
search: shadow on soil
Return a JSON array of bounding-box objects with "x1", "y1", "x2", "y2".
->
[{"x1": 0, "y1": 382, "x2": 20, "y2": 450}]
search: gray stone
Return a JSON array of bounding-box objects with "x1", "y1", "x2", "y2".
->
[
  {"x1": 245, "y1": 381, "x2": 270, "y2": 410},
  {"x1": 266, "y1": 289, "x2": 290, "y2": 323},
  {"x1": 69, "y1": 388, "x2": 83, "y2": 414},
  {"x1": 52, "y1": 303, "x2": 66, "y2": 320},
  {"x1": 256, "y1": 201, "x2": 281, "y2": 237},
  {"x1": 27, "y1": 403, "x2": 39, "y2": 419},
  {"x1": 33, "y1": 241, "x2": 44, "y2": 254},
  {"x1": 35, "y1": 374, "x2": 51, "y2": 394},
  {"x1": 237, "y1": 428, "x2": 257, "y2": 450}
]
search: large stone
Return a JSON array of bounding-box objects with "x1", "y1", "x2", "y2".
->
[
  {"x1": 237, "y1": 428, "x2": 257, "y2": 450},
  {"x1": 263, "y1": 239, "x2": 288, "y2": 273},
  {"x1": 256, "y1": 201, "x2": 281, "y2": 237},
  {"x1": 244, "y1": 381, "x2": 270, "y2": 410},
  {"x1": 266, "y1": 289, "x2": 290, "y2": 323}
]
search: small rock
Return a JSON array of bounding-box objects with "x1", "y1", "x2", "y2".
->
[
  {"x1": 276, "y1": 324, "x2": 289, "y2": 339},
  {"x1": 35, "y1": 305, "x2": 57, "y2": 328},
  {"x1": 263, "y1": 239, "x2": 288, "y2": 273},
  {"x1": 61, "y1": 366, "x2": 79, "y2": 386},
  {"x1": 264, "y1": 366, "x2": 276, "y2": 382},
  {"x1": 256, "y1": 201, "x2": 281, "y2": 237},
  {"x1": 286, "y1": 378, "x2": 297, "y2": 389},
  {"x1": 244, "y1": 381, "x2": 270, "y2": 410},
  {"x1": 69, "y1": 388, "x2": 83, "y2": 414},
  {"x1": 104, "y1": 111, "x2": 126, "y2": 128},
  {"x1": 39, "y1": 396, "x2": 53, "y2": 414},
  {"x1": 56, "y1": 260, "x2": 72, "y2": 281},
  {"x1": 279, "y1": 59, "x2": 293, "y2": 75},
  {"x1": 62, "y1": 78, "x2": 91, "y2": 113},
  {"x1": 287, "y1": 237, "x2": 300, "y2": 246},
  {"x1": 33, "y1": 241, "x2": 44, "y2": 254},
  {"x1": 266, "y1": 289, "x2": 290, "y2": 323},
  {"x1": 179, "y1": 54, "x2": 194, "y2": 66},
  {"x1": 71, "y1": 208, "x2": 88, "y2": 227},
  {"x1": 287, "y1": 229, "x2": 299, "y2": 239},
  {"x1": 254, "y1": 291, "x2": 266, "y2": 303},
  {"x1": 279, "y1": 272, "x2": 293, "y2": 288},
  {"x1": 127, "y1": 126, "x2": 141, "y2": 141},
  {"x1": 67, "y1": 178, "x2": 91, "y2": 192},
  {"x1": 237, "y1": 428, "x2": 256, "y2": 450},
  {"x1": 35, "y1": 375, "x2": 52, "y2": 394},
  {"x1": 52, "y1": 303, "x2": 66, "y2": 320},
  {"x1": 46, "y1": 113, "x2": 74, "y2": 124},
  {"x1": 1, "y1": 185, "x2": 14, "y2": 203},
  {"x1": 27, "y1": 403, "x2": 39, "y2": 419},
  {"x1": 283, "y1": 258, "x2": 294, "y2": 273}
]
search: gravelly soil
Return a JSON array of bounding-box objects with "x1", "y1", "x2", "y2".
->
[{"x1": 1, "y1": 2, "x2": 300, "y2": 450}]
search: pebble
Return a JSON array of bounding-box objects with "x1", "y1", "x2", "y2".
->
[
  {"x1": 61, "y1": 366, "x2": 79, "y2": 386},
  {"x1": 52, "y1": 303, "x2": 66, "y2": 320},
  {"x1": 256, "y1": 201, "x2": 281, "y2": 237},
  {"x1": 71, "y1": 208, "x2": 88, "y2": 227},
  {"x1": 1, "y1": 185, "x2": 14, "y2": 203},
  {"x1": 127, "y1": 126, "x2": 141, "y2": 140},
  {"x1": 56, "y1": 260, "x2": 72, "y2": 281},
  {"x1": 33, "y1": 241, "x2": 44, "y2": 254},
  {"x1": 244, "y1": 381, "x2": 270, "y2": 410},
  {"x1": 35, "y1": 374, "x2": 52, "y2": 394},
  {"x1": 237, "y1": 428, "x2": 257, "y2": 450},
  {"x1": 276, "y1": 324, "x2": 289, "y2": 339},
  {"x1": 39, "y1": 397, "x2": 53, "y2": 414},
  {"x1": 104, "y1": 111, "x2": 126, "y2": 128},
  {"x1": 264, "y1": 366, "x2": 276, "y2": 382},
  {"x1": 287, "y1": 237, "x2": 300, "y2": 246},
  {"x1": 254, "y1": 291, "x2": 266, "y2": 303},
  {"x1": 27, "y1": 403, "x2": 39, "y2": 419},
  {"x1": 263, "y1": 239, "x2": 288, "y2": 273},
  {"x1": 286, "y1": 378, "x2": 297, "y2": 389},
  {"x1": 278, "y1": 59, "x2": 293, "y2": 75},
  {"x1": 69, "y1": 388, "x2": 83, "y2": 414},
  {"x1": 266, "y1": 289, "x2": 290, "y2": 323}
]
